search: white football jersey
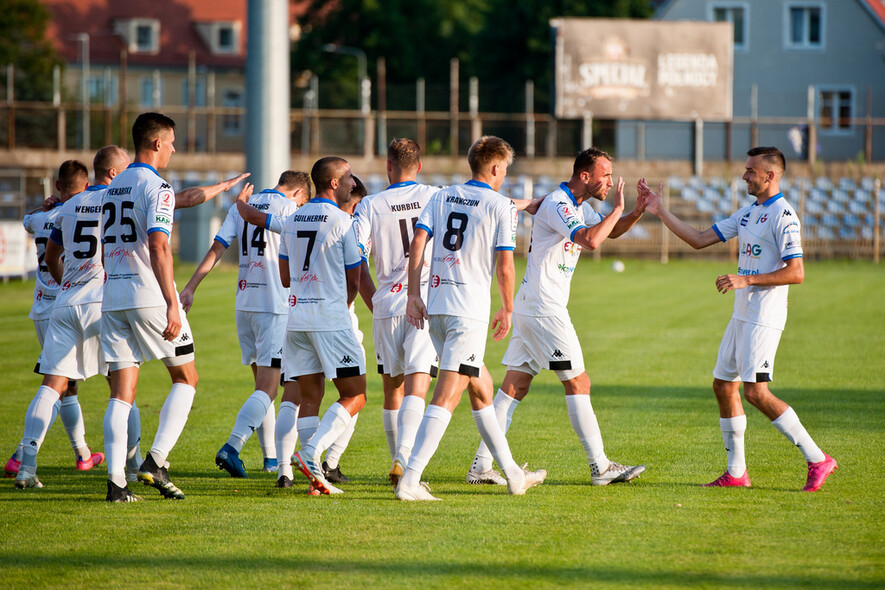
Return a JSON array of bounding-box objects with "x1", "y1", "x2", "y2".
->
[
  {"x1": 215, "y1": 189, "x2": 299, "y2": 314},
  {"x1": 416, "y1": 180, "x2": 517, "y2": 322},
  {"x1": 101, "y1": 162, "x2": 176, "y2": 311},
  {"x1": 713, "y1": 193, "x2": 803, "y2": 330},
  {"x1": 23, "y1": 204, "x2": 63, "y2": 320},
  {"x1": 279, "y1": 198, "x2": 362, "y2": 332},
  {"x1": 515, "y1": 183, "x2": 605, "y2": 316},
  {"x1": 353, "y1": 181, "x2": 438, "y2": 318},
  {"x1": 51, "y1": 185, "x2": 106, "y2": 308}
]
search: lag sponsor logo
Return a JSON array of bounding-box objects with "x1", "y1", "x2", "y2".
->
[
  {"x1": 743, "y1": 243, "x2": 762, "y2": 258},
  {"x1": 563, "y1": 241, "x2": 580, "y2": 254}
]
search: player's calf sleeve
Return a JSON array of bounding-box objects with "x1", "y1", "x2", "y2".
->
[
  {"x1": 59, "y1": 395, "x2": 89, "y2": 458},
  {"x1": 20, "y1": 386, "x2": 62, "y2": 468},
  {"x1": 228, "y1": 391, "x2": 272, "y2": 452},
  {"x1": 394, "y1": 395, "x2": 425, "y2": 467},
  {"x1": 104, "y1": 398, "x2": 132, "y2": 488},
  {"x1": 275, "y1": 402, "x2": 299, "y2": 480},
  {"x1": 325, "y1": 412, "x2": 358, "y2": 469},
  {"x1": 401, "y1": 405, "x2": 452, "y2": 489},
  {"x1": 150, "y1": 383, "x2": 196, "y2": 466},
  {"x1": 565, "y1": 394, "x2": 609, "y2": 473},
  {"x1": 126, "y1": 402, "x2": 143, "y2": 472},
  {"x1": 772, "y1": 407, "x2": 825, "y2": 463}
]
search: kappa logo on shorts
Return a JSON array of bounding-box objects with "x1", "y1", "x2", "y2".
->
[
  {"x1": 179, "y1": 333, "x2": 190, "y2": 342},
  {"x1": 341, "y1": 355, "x2": 354, "y2": 364},
  {"x1": 466, "y1": 354, "x2": 475, "y2": 362},
  {"x1": 762, "y1": 360, "x2": 770, "y2": 368},
  {"x1": 552, "y1": 349, "x2": 564, "y2": 359}
]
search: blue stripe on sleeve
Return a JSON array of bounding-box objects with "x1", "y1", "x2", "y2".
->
[
  {"x1": 569, "y1": 225, "x2": 588, "y2": 241},
  {"x1": 49, "y1": 228, "x2": 63, "y2": 245},
  {"x1": 147, "y1": 228, "x2": 170, "y2": 236},
  {"x1": 712, "y1": 225, "x2": 726, "y2": 242},
  {"x1": 416, "y1": 223, "x2": 432, "y2": 239},
  {"x1": 782, "y1": 254, "x2": 803, "y2": 261},
  {"x1": 214, "y1": 236, "x2": 230, "y2": 248}
]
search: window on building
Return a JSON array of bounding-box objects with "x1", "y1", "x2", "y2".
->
[
  {"x1": 786, "y1": 3, "x2": 824, "y2": 49},
  {"x1": 217, "y1": 25, "x2": 235, "y2": 53},
  {"x1": 140, "y1": 76, "x2": 163, "y2": 108},
  {"x1": 182, "y1": 77, "x2": 207, "y2": 107},
  {"x1": 222, "y1": 89, "x2": 243, "y2": 135},
  {"x1": 819, "y1": 88, "x2": 853, "y2": 133},
  {"x1": 88, "y1": 75, "x2": 117, "y2": 105},
  {"x1": 114, "y1": 18, "x2": 160, "y2": 54},
  {"x1": 711, "y1": 3, "x2": 748, "y2": 50}
]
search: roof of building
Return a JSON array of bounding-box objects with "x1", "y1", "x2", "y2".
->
[{"x1": 43, "y1": 0, "x2": 310, "y2": 69}]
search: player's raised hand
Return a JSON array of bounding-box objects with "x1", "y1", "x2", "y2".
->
[
  {"x1": 405, "y1": 294, "x2": 428, "y2": 330},
  {"x1": 491, "y1": 308, "x2": 512, "y2": 341},
  {"x1": 612, "y1": 177, "x2": 626, "y2": 210},
  {"x1": 236, "y1": 183, "x2": 254, "y2": 204},
  {"x1": 222, "y1": 172, "x2": 251, "y2": 191},
  {"x1": 638, "y1": 178, "x2": 664, "y2": 215}
]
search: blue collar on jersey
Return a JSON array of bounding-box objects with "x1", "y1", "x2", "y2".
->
[
  {"x1": 259, "y1": 189, "x2": 285, "y2": 198},
  {"x1": 86, "y1": 184, "x2": 107, "y2": 191},
  {"x1": 387, "y1": 180, "x2": 417, "y2": 190},
  {"x1": 759, "y1": 192, "x2": 783, "y2": 206},
  {"x1": 127, "y1": 162, "x2": 160, "y2": 176},
  {"x1": 559, "y1": 182, "x2": 579, "y2": 207},
  {"x1": 310, "y1": 197, "x2": 337, "y2": 207},
  {"x1": 465, "y1": 179, "x2": 492, "y2": 190}
]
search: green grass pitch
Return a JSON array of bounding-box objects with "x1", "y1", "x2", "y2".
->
[{"x1": 0, "y1": 257, "x2": 882, "y2": 588}]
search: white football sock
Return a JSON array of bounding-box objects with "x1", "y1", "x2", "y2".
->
[
  {"x1": 60, "y1": 395, "x2": 90, "y2": 459},
  {"x1": 565, "y1": 394, "x2": 609, "y2": 474},
  {"x1": 472, "y1": 389, "x2": 519, "y2": 473},
  {"x1": 20, "y1": 386, "x2": 61, "y2": 468},
  {"x1": 149, "y1": 383, "x2": 196, "y2": 466},
  {"x1": 275, "y1": 402, "x2": 299, "y2": 480},
  {"x1": 325, "y1": 412, "x2": 358, "y2": 469},
  {"x1": 303, "y1": 403, "x2": 350, "y2": 463},
  {"x1": 296, "y1": 416, "x2": 320, "y2": 455},
  {"x1": 772, "y1": 407, "x2": 825, "y2": 463},
  {"x1": 257, "y1": 401, "x2": 276, "y2": 460},
  {"x1": 401, "y1": 404, "x2": 451, "y2": 489},
  {"x1": 104, "y1": 398, "x2": 131, "y2": 488},
  {"x1": 382, "y1": 408, "x2": 398, "y2": 460},
  {"x1": 394, "y1": 394, "x2": 425, "y2": 467},
  {"x1": 719, "y1": 415, "x2": 747, "y2": 477},
  {"x1": 126, "y1": 402, "x2": 143, "y2": 474},
  {"x1": 227, "y1": 390, "x2": 272, "y2": 452},
  {"x1": 472, "y1": 405, "x2": 521, "y2": 483},
  {"x1": 15, "y1": 399, "x2": 61, "y2": 462}
]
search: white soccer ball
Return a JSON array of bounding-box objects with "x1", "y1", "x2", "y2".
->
[{"x1": 611, "y1": 260, "x2": 625, "y2": 273}]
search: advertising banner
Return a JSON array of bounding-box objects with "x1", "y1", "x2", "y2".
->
[{"x1": 552, "y1": 18, "x2": 733, "y2": 121}]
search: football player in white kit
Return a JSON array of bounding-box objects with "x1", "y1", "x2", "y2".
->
[
  {"x1": 398, "y1": 136, "x2": 546, "y2": 501},
  {"x1": 281, "y1": 157, "x2": 365, "y2": 495},
  {"x1": 180, "y1": 171, "x2": 310, "y2": 478},
  {"x1": 640, "y1": 146, "x2": 837, "y2": 492},
  {"x1": 353, "y1": 138, "x2": 441, "y2": 482},
  {"x1": 234, "y1": 176, "x2": 366, "y2": 490},
  {"x1": 101, "y1": 113, "x2": 198, "y2": 502},
  {"x1": 466, "y1": 147, "x2": 649, "y2": 487},
  {"x1": 11, "y1": 159, "x2": 107, "y2": 487}
]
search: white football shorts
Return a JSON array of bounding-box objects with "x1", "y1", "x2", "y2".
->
[
  {"x1": 373, "y1": 315, "x2": 438, "y2": 377},
  {"x1": 101, "y1": 305, "x2": 196, "y2": 369},
  {"x1": 236, "y1": 310, "x2": 285, "y2": 368},
  {"x1": 713, "y1": 317, "x2": 782, "y2": 383},
  {"x1": 33, "y1": 318, "x2": 50, "y2": 347},
  {"x1": 284, "y1": 329, "x2": 366, "y2": 381},
  {"x1": 37, "y1": 302, "x2": 106, "y2": 380},
  {"x1": 428, "y1": 315, "x2": 487, "y2": 378},
  {"x1": 502, "y1": 312, "x2": 585, "y2": 381}
]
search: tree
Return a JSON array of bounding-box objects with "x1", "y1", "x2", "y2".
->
[{"x1": 0, "y1": 0, "x2": 63, "y2": 102}]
